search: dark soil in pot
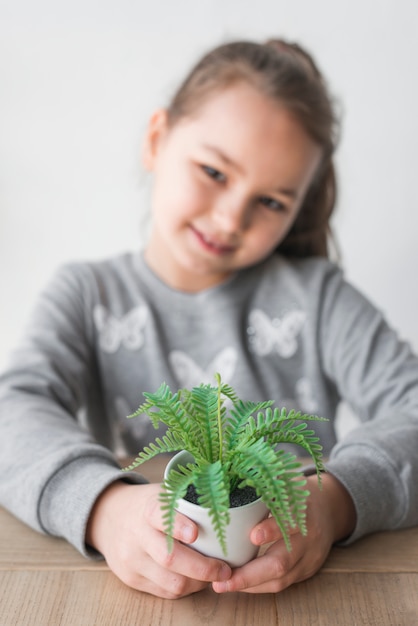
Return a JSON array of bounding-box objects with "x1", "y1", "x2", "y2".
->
[{"x1": 184, "y1": 484, "x2": 259, "y2": 508}]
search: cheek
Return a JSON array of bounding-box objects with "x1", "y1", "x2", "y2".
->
[
  {"x1": 175, "y1": 175, "x2": 209, "y2": 216},
  {"x1": 152, "y1": 168, "x2": 205, "y2": 227},
  {"x1": 262, "y1": 230, "x2": 286, "y2": 254},
  {"x1": 242, "y1": 228, "x2": 281, "y2": 264},
  {"x1": 252, "y1": 217, "x2": 291, "y2": 250}
]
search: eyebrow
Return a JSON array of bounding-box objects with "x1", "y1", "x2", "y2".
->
[
  {"x1": 202, "y1": 143, "x2": 244, "y2": 173},
  {"x1": 201, "y1": 143, "x2": 298, "y2": 199}
]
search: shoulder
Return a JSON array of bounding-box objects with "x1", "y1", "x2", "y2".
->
[
  {"x1": 33, "y1": 252, "x2": 143, "y2": 331},
  {"x1": 250, "y1": 254, "x2": 381, "y2": 324},
  {"x1": 45, "y1": 251, "x2": 140, "y2": 299},
  {"x1": 58, "y1": 251, "x2": 139, "y2": 284},
  {"x1": 252, "y1": 254, "x2": 344, "y2": 298}
]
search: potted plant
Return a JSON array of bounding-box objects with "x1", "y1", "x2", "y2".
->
[{"x1": 124, "y1": 374, "x2": 326, "y2": 567}]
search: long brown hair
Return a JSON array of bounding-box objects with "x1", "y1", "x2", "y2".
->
[{"x1": 166, "y1": 39, "x2": 340, "y2": 259}]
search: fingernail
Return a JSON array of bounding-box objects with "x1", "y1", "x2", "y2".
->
[
  {"x1": 181, "y1": 525, "x2": 195, "y2": 543},
  {"x1": 214, "y1": 580, "x2": 229, "y2": 593},
  {"x1": 255, "y1": 528, "x2": 265, "y2": 544},
  {"x1": 218, "y1": 563, "x2": 232, "y2": 582}
]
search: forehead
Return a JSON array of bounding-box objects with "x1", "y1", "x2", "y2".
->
[{"x1": 169, "y1": 83, "x2": 322, "y2": 187}]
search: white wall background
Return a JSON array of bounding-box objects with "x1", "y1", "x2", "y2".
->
[{"x1": 1, "y1": 0, "x2": 418, "y2": 382}]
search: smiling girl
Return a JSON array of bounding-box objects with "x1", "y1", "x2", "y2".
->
[
  {"x1": 0, "y1": 39, "x2": 417, "y2": 599},
  {"x1": 143, "y1": 82, "x2": 321, "y2": 291}
]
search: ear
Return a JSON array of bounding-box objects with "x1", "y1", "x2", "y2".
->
[{"x1": 142, "y1": 109, "x2": 169, "y2": 171}]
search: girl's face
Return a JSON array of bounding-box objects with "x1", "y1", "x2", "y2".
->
[{"x1": 143, "y1": 82, "x2": 322, "y2": 292}]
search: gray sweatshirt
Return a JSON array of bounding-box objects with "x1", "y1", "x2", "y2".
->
[{"x1": 1, "y1": 251, "x2": 417, "y2": 557}]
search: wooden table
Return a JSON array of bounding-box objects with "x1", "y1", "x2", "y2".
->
[{"x1": 1, "y1": 457, "x2": 417, "y2": 626}]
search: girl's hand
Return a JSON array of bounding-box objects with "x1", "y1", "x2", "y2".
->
[
  {"x1": 86, "y1": 482, "x2": 232, "y2": 599},
  {"x1": 212, "y1": 473, "x2": 356, "y2": 594}
]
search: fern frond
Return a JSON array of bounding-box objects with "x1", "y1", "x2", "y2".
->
[
  {"x1": 160, "y1": 464, "x2": 197, "y2": 552},
  {"x1": 247, "y1": 407, "x2": 327, "y2": 434},
  {"x1": 266, "y1": 426, "x2": 326, "y2": 479},
  {"x1": 231, "y1": 440, "x2": 310, "y2": 550},
  {"x1": 127, "y1": 382, "x2": 172, "y2": 423},
  {"x1": 224, "y1": 400, "x2": 274, "y2": 451},
  {"x1": 123, "y1": 431, "x2": 185, "y2": 471},
  {"x1": 188, "y1": 384, "x2": 222, "y2": 462},
  {"x1": 194, "y1": 461, "x2": 230, "y2": 556},
  {"x1": 177, "y1": 388, "x2": 215, "y2": 461},
  {"x1": 131, "y1": 382, "x2": 193, "y2": 441},
  {"x1": 242, "y1": 409, "x2": 327, "y2": 480},
  {"x1": 282, "y1": 468, "x2": 310, "y2": 536},
  {"x1": 217, "y1": 380, "x2": 239, "y2": 405}
]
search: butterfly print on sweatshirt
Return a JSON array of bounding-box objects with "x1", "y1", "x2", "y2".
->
[
  {"x1": 93, "y1": 304, "x2": 148, "y2": 353},
  {"x1": 169, "y1": 347, "x2": 237, "y2": 389},
  {"x1": 247, "y1": 308, "x2": 306, "y2": 358}
]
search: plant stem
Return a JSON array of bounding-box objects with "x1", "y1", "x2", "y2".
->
[{"x1": 216, "y1": 373, "x2": 223, "y2": 461}]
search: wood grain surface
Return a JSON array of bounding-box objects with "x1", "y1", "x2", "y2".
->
[{"x1": 1, "y1": 456, "x2": 417, "y2": 625}]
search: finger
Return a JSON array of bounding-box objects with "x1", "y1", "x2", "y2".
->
[
  {"x1": 251, "y1": 516, "x2": 301, "y2": 546},
  {"x1": 146, "y1": 527, "x2": 232, "y2": 584},
  {"x1": 237, "y1": 554, "x2": 317, "y2": 594},
  {"x1": 123, "y1": 552, "x2": 209, "y2": 599},
  {"x1": 137, "y1": 562, "x2": 209, "y2": 598},
  {"x1": 212, "y1": 542, "x2": 303, "y2": 594},
  {"x1": 118, "y1": 524, "x2": 216, "y2": 598},
  {"x1": 145, "y1": 492, "x2": 199, "y2": 544},
  {"x1": 144, "y1": 566, "x2": 210, "y2": 599}
]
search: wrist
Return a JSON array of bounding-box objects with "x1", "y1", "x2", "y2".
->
[
  {"x1": 307, "y1": 472, "x2": 356, "y2": 543},
  {"x1": 85, "y1": 480, "x2": 132, "y2": 552}
]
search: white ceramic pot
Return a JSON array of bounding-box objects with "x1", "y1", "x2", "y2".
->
[{"x1": 164, "y1": 450, "x2": 269, "y2": 568}]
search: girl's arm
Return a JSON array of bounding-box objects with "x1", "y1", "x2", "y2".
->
[
  {"x1": 0, "y1": 265, "x2": 145, "y2": 556},
  {"x1": 319, "y1": 268, "x2": 418, "y2": 543},
  {"x1": 216, "y1": 264, "x2": 418, "y2": 595},
  {"x1": 0, "y1": 263, "x2": 232, "y2": 597}
]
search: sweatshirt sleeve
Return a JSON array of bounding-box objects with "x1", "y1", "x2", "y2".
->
[
  {"x1": 319, "y1": 266, "x2": 418, "y2": 543},
  {"x1": 0, "y1": 264, "x2": 146, "y2": 558}
]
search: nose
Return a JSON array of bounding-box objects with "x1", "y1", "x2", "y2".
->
[{"x1": 211, "y1": 196, "x2": 249, "y2": 234}]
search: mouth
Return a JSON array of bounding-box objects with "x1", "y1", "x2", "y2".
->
[{"x1": 190, "y1": 226, "x2": 236, "y2": 256}]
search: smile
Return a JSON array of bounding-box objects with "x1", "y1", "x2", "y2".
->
[{"x1": 190, "y1": 226, "x2": 236, "y2": 256}]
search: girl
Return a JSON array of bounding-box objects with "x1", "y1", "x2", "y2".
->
[{"x1": 0, "y1": 39, "x2": 417, "y2": 599}]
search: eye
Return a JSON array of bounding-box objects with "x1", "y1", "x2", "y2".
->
[
  {"x1": 258, "y1": 196, "x2": 287, "y2": 213},
  {"x1": 201, "y1": 165, "x2": 226, "y2": 183}
]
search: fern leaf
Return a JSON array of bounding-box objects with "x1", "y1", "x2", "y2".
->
[
  {"x1": 242, "y1": 410, "x2": 327, "y2": 479},
  {"x1": 187, "y1": 384, "x2": 222, "y2": 462},
  {"x1": 194, "y1": 461, "x2": 231, "y2": 556},
  {"x1": 123, "y1": 432, "x2": 185, "y2": 471},
  {"x1": 160, "y1": 465, "x2": 197, "y2": 552},
  {"x1": 127, "y1": 382, "x2": 173, "y2": 424},
  {"x1": 225, "y1": 399, "x2": 274, "y2": 450},
  {"x1": 267, "y1": 428, "x2": 326, "y2": 479},
  {"x1": 247, "y1": 407, "x2": 327, "y2": 436},
  {"x1": 218, "y1": 382, "x2": 239, "y2": 405},
  {"x1": 132, "y1": 383, "x2": 194, "y2": 442},
  {"x1": 283, "y1": 470, "x2": 310, "y2": 536},
  {"x1": 231, "y1": 440, "x2": 306, "y2": 550},
  {"x1": 178, "y1": 388, "x2": 214, "y2": 461}
]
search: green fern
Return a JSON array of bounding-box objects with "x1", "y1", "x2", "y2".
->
[
  {"x1": 159, "y1": 463, "x2": 197, "y2": 552},
  {"x1": 124, "y1": 374, "x2": 327, "y2": 556},
  {"x1": 194, "y1": 461, "x2": 230, "y2": 555}
]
